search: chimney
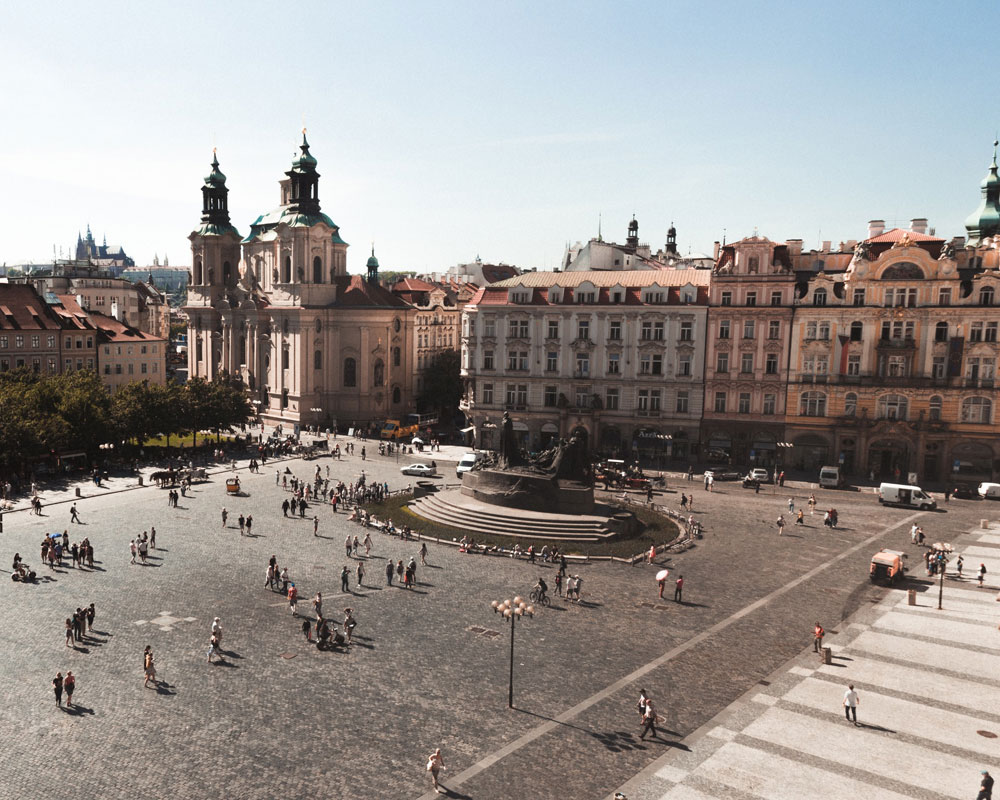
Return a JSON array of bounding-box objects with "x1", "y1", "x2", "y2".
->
[
  {"x1": 713, "y1": 241, "x2": 720, "y2": 260},
  {"x1": 822, "y1": 240, "x2": 832, "y2": 252},
  {"x1": 910, "y1": 218, "x2": 928, "y2": 235},
  {"x1": 785, "y1": 239, "x2": 803, "y2": 257},
  {"x1": 868, "y1": 219, "x2": 885, "y2": 238}
]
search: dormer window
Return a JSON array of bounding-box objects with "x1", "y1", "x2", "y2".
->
[
  {"x1": 643, "y1": 291, "x2": 664, "y2": 304},
  {"x1": 509, "y1": 290, "x2": 530, "y2": 304},
  {"x1": 575, "y1": 291, "x2": 596, "y2": 304},
  {"x1": 547, "y1": 288, "x2": 562, "y2": 304}
]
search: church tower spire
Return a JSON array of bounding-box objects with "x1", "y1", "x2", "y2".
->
[
  {"x1": 965, "y1": 140, "x2": 1000, "y2": 246},
  {"x1": 366, "y1": 244, "x2": 380, "y2": 284},
  {"x1": 199, "y1": 149, "x2": 236, "y2": 232},
  {"x1": 285, "y1": 130, "x2": 321, "y2": 216}
]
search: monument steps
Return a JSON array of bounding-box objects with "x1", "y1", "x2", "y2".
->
[{"x1": 407, "y1": 492, "x2": 616, "y2": 541}]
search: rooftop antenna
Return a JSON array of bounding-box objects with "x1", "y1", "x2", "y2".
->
[
  {"x1": 722, "y1": 227, "x2": 726, "y2": 246},
  {"x1": 597, "y1": 212, "x2": 603, "y2": 242}
]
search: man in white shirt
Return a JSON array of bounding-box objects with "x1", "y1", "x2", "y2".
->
[{"x1": 843, "y1": 684, "x2": 859, "y2": 725}]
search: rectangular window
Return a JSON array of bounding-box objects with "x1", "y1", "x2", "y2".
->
[
  {"x1": 576, "y1": 353, "x2": 589, "y2": 376},
  {"x1": 741, "y1": 352, "x2": 754, "y2": 373},
  {"x1": 47, "y1": 358, "x2": 56, "y2": 373},
  {"x1": 816, "y1": 357, "x2": 828, "y2": 375},
  {"x1": 938, "y1": 288, "x2": 951, "y2": 307},
  {"x1": 765, "y1": 353, "x2": 778, "y2": 374},
  {"x1": 605, "y1": 387, "x2": 620, "y2": 410},
  {"x1": 127, "y1": 363, "x2": 133, "y2": 375},
  {"x1": 508, "y1": 320, "x2": 529, "y2": 338},
  {"x1": 847, "y1": 354, "x2": 861, "y2": 376},
  {"x1": 677, "y1": 353, "x2": 691, "y2": 376},
  {"x1": 679, "y1": 321, "x2": 693, "y2": 341},
  {"x1": 575, "y1": 387, "x2": 591, "y2": 408},
  {"x1": 115, "y1": 364, "x2": 122, "y2": 375},
  {"x1": 932, "y1": 356, "x2": 945, "y2": 379},
  {"x1": 141, "y1": 362, "x2": 148, "y2": 374},
  {"x1": 546, "y1": 351, "x2": 558, "y2": 372},
  {"x1": 714, "y1": 391, "x2": 727, "y2": 413},
  {"x1": 505, "y1": 384, "x2": 516, "y2": 406},
  {"x1": 649, "y1": 389, "x2": 661, "y2": 411},
  {"x1": 743, "y1": 320, "x2": 755, "y2": 339},
  {"x1": 87, "y1": 337, "x2": 93, "y2": 348},
  {"x1": 608, "y1": 320, "x2": 622, "y2": 340},
  {"x1": 607, "y1": 352, "x2": 620, "y2": 374},
  {"x1": 641, "y1": 321, "x2": 653, "y2": 340},
  {"x1": 853, "y1": 288, "x2": 866, "y2": 307},
  {"x1": 768, "y1": 320, "x2": 780, "y2": 339},
  {"x1": 31, "y1": 335, "x2": 40, "y2": 348},
  {"x1": 141, "y1": 345, "x2": 147, "y2": 354},
  {"x1": 0, "y1": 336, "x2": 6, "y2": 348},
  {"x1": 15, "y1": 335, "x2": 24, "y2": 348},
  {"x1": 637, "y1": 389, "x2": 649, "y2": 411},
  {"x1": 987, "y1": 323, "x2": 998, "y2": 343},
  {"x1": 47, "y1": 335, "x2": 55, "y2": 348},
  {"x1": 0, "y1": 359, "x2": 8, "y2": 372},
  {"x1": 675, "y1": 391, "x2": 689, "y2": 413},
  {"x1": 720, "y1": 291, "x2": 732, "y2": 306},
  {"x1": 104, "y1": 364, "x2": 111, "y2": 375},
  {"x1": 483, "y1": 351, "x2": 494, "y2": 370},
  {"x1": 516, "y1": 384, "x2": 528, "y2": 406},
  {"x1": 763, "y1": 393, "x2": 776, "y2": 415},
  {"x1": 719, "y1": 320, "x2": 730, "y2": 340},
  {"x1": 65, "y1": 337, "x2": 71, "y2": 348},
  {"x1": 716, "y1": 352, "x2": 729, "y2": 373},
  {"x1": 738, "y1": 392, "x2": 751, "y2": 413},
  {"x1": 970, "y1": 323, "x2": 983, "y2": 343},
  {"x1": 483, "y1": 317, "x2": 496, "y2": 337},
  {"x1": 639, "y1": 354, "x2": 663, "y2": 375},
  {"x1": 547, "y1": 320, "x2": 559, "y2": 339},
  {"x1": 482, "y1": 383, "x2": 493, "y2": 404},
  {"x1": 653, "y1": 322, "x2": 664, "y2": 340},
  {"x1": 770, "y1": 291, "x2": 782, "y2": 306},
  {"x1": 745, "y1": 292, "x2": 756, "y2": 307},
  {"x1": 577, "y1": 319, "x2": 590, "y2": 341}
]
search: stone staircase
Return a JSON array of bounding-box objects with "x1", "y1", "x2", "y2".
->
[{"x1": 407, "y1": 490, "x2": 617, "y2": 542}]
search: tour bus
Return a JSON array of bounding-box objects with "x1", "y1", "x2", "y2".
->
[{"x1": 878, "y1": 483, "x2": 937, "y2": 510}]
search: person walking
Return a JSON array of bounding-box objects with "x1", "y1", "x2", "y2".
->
[
  {"x1": 65, "y1": 618, "x2": 74, "y2": 648},
  {"x1": 143, "y1": 647, "x2": 156, "y2": 688},
  {"x1": 776, "y1": 515, "x2": 785, "y2": 536},
  {"x1": 978, "y1": 563, "x2": 987, "y2": 587},
  {"x1": 396, "y1": 559, "x2": 405, "y2": 585},
  {"x1": 238, "y1": 514, "x2": 246, "y2": 535},
  {"x1": 70, "y1": 505, "x2": 81, "y2": 524},
  {"x1": 312, "y1": 592, "x2": 323, "y2": 620},
  {"x1": 956, "y1": 554, "x2": 964, "y2": 578},
  {"x1": 288, "y1": 583, "x2": 299, "y2": 616},
  {"x1": 343, "y1": 608, "x2": 357, "y2": 645},
  {"x1": 978, "y1": 770, "x2": 994, "y2": 800},
  {"x1": 221, "y1": 507, "x2": 228, "y2": 529},
  {"x1": 843, "y1": 684, "x2": 859, "y2": 725},
  {"x1": 207, "y1": 634, "x2": 223, "y2": 663},
  {"x1": 674, "y1": 575, "x2": 684, "y2": 603},
  {"x1": 212, "y1": 617, "x2": 223, "y2": 647},
  {"x1": 639, "y1": 699, "x2": 658, "y2": 740},
  {"x1": 63, "y1": 671, "x2": 75, "y2": 708},
  {"x1": 364, "y1": 532, "x2": 373, "y2": 556},
  {"x1": 129, "y1": 539, "x2": 137, "y2": 564},
  {"x1": 313, "y1": 516, "x2": 319, "y2": 537},
  {"x1": 345, "y1": 535, "x2": 352, "y2": 559},
  {"x1": 52, "y1": 672, "x2": 64, "y2": 707},
  {"x1": 246, "y1": 515, "x2": 253, "y2": 536},
  {"x1": 426, "y1": 748, "x2": 446, "y2": 794},
  {"x1": 301, "y1": 617, "x2": 312, "y2": 641},
  {"x1": 341, "y1": 565, "x2": 351, "y2": 593},
  {"x1": 787, "y1": 498, "x2": 794, "y2": 513},
  {"x1": 813, "y1": 622, "x2": 825, "y2": 653},
  {"x1": 280, "y1": 567, "x2": 290, "y2": 594},
  {"x1": 647, "y1": 545, "x2": 656, "y2": 565},
  {"x1": 87, "y1": 603, "x2": 95, "y2": 633},
  {"x1": 420, "y1": 541, "x2": 428, "y2": 565},
  {"x1": 356, "y1": 562, "x2": 365, "y2": 588},
  {"x1": 385, "y1": 560, "x2": 394, "y2": 586},
  {"x1": 636, "y1": 689, "x2": 650, "y2": 722},
  {"x1": 808, "y1": 494, "x2": 816, "y2": 515}
]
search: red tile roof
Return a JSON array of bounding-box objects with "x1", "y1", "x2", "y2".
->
[
  {"x1": 87, "y1": 311, "x2": 163, "y2": 343},
  {"x1": 865, "y1": 228, "x2": 944, "y2": 244},
  {"x1": 0, "y1": 284, "x2": 65, "y2": 331}
]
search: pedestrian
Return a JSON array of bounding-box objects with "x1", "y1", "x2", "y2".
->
[
  {"x1": 396, "y1": 559, "x2": 404, "y2": 584},
  {"x1": 787, "y1": 498, "x2": 794, "y2": 513},
  {"x1": 636, "y1": 688, "x2": 649, "y2": 721},
  {"x1": 639, "y1": 699, "x2": 658, "y2": 740},
  {"x1": 212, "y1": 617, "x2": 222, "y2": 646},
  {"x1": 302, "y1": 618, "x2": 312, "y2": 641},
  {"x1": 843, "y1": 683, "x2": 859, "y2": 725},
  {"x1": 246, "y1": 515, "x2": 253, "y2": 536},
  {"x1": 796, "y1": 509, "x2": 804, "y2": 525},
  {"x1": 776, "y1": 515, "x2": 785, "y2": 535},
  {"x1": 143, "y1": 647, "x2": 156, "y2": 688},
  {"x1": 221, "y1": 507, "x2": 228, "y2": 528},
  {"x1": 554, "y1": 572, "x2": 563, "y2": 596},
  {"x1": 364, "y1": 532, "x2": 373, "y2": 556},
  {"x1": 420, "y1": 541, "x2": 428, "y2": 565},
  {"x1": 276, "y1": 469, "x2": 280, "y2": 485},
  {"x1": 65, "y1": 618, "x2": 74, "y2": 647},
  {"x1": 680, "y1": 493, "x2": 687, "y2": 510},
  {"x1": 813, "y1": 622, "x2": 825, "y2": 653},
  {"x1": 956, "y1": 555, "x2": 964, "y2": 578},
  {"x1": 979, "y1": 771, "x2": 994, "y2": 800},
  {"x1": 352, "y1": 535, "x2": 360, "y2": 555},
  {"x1": 129, "y1": 539, "x2": 137, "y2": 564},
  {"x1": 70, "y1": 504, "x2": 80, "y2": 524},
  {"x1": 674, "y1": 575, "x2": 684, "y2": 603},
  {"x1": 345, "y1": 534, "x2": 352, "y2": 559},
  {"x1": 288, "y1": 583, "x2": 298, "y2": 615},
  {"x1": 979, "y1": 563, "x2": 987, "y2": 587},
  {"x1": 647, "y1": 545, "x2": 656, "y2": 565},
  {"x1": 282, "y1": 499, "x2": 289, "y2": 517},
  {"x1": 313, "y1": 516, "x2": 319, "y2": 537},
  {"x1": 385, "y1": 560, "x2": 394, "y2": 586},
  {"x1": 239, "y1": 514, "x2": 246, "y2": 535},
  {"x1": 150, "y1": 526, "x2": 156, "y2": 549},
  {"x1": 658, "y1": 576, "x2": 666, "y2": 599},
  {"x1": 280, "y1": 567, "x2": 290, "y2": 594},
  {"x1": 87, "y1": 603, "x2": 95, "y2": 633},
  {"x1": 53, "y1": 672, "x2": 64, "y2": 706},
  {"x1": 313, "y1": 592, "x2": 323, "y2": 620},
  {"x1": 426, "y1": 748, "x2": 446, "y2": 794},
  {"x1": 343, "y1": 607, "x2": 357, "y2": 644},
  {"x1": 63, "y1": 671, "x2": 75, "y2": 708},
  {"x1": 207, "y1": 634, "x2": 223, "y2": 663},
  {"x1": 341, "y1": 565, "x2": 351, "y2": 593},
  {"x1": 356, "y1": 562, "x2": 365, "y2": 588},
  {"x1": 808, "y1": 494, "x2": 816, "y2": 515}
]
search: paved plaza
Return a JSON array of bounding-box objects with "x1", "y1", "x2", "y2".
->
[{"x1": 1, "y1": 451, "x2": 995, "y2": 800}]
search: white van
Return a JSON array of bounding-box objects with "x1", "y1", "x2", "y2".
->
[
  {"x1": 818, "y1": 465, "x2": 845, "y2": 489},
  {"x1": 878, "y1": 483, "x2": 937, "y2": 510},
  {"x1": 977, "y1": 482, "x2": 1000, "y2": 499},
  {"x1": 456, "y1": 452, "x2": 482, "y2": 477}
]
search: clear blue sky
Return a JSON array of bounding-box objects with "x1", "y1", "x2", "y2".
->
[{"x1": 2, "y1": 1, "x2": 998, "y2": 272}]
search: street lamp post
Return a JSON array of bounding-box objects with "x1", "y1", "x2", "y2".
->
[{"x1": 490, "y1": 596, "x2": 535, "y2": 708}]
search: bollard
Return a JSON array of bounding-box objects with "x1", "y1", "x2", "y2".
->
[
  {"x1": 75, "y1": 487, "x2": 81, "y2": 498},
  {"x1": 982, "y1": 519, "x2": 989, "y2": 529},
  {"x1": 138, "y1": 476, "x2": 143, "y2": 486},
  {"x1": 907, "y1": 589, "x2": 916, "y2": 606},
  {"x1": 822, "y1": 647, "x2": 832, "y2": 665}
]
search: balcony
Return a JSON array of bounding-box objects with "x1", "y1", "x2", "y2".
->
[{"x1": 876, "y1": 338, "x2": 916, "y2": 350}]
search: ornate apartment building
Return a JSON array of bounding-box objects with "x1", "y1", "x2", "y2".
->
[
  {"x1": 460, "y1": 270, "x2": 709, "y2": 463},
  {"x1": 185, "y1": 139, "x2": 414, "y2": 427},
  {"x1": 702, "y1": 236, "x2": 797, "y2": 468}
]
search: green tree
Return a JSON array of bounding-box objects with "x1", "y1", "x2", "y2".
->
[
  {"x1": 52, "y1": 370, "x2": 112, "y2": 453},
  {"x1": 417, "y1": 349, "x2": 462, "y2": 418}
]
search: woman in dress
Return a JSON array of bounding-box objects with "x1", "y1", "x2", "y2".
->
[
  {"x1": 426, "y1": 748, "x2": 445, "y2": 794},
  {"x1": 143, "y1": 646, "x2": 156, "y2": 687}
]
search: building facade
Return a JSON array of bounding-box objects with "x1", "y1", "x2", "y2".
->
[
  {"x1": 460, "y1": 270, "x2": 709, "y2": 464},
  {"x1": 701, "y1": 236, "x2": 796, "y2": 468},
  {"x1": 185, "y1": 139, "x2": 414, "y2": 428}
]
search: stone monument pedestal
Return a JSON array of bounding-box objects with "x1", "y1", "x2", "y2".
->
[{"x1": 460, "y1": 468, "x2": 594, "y2": 515}]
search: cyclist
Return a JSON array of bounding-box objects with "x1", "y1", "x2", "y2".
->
[{"x1": 534, "y1": 576, "x2": 548, "y2": 603}]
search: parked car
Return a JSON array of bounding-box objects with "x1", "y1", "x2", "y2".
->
[
  {"x1": 456, "y1": 452, "x2": 483, "y2": 477},
  {"x1": 401, "y1": 464, "x2": 436, "y2": 477},
  {"x1": 878, "y1": 483, "x2": 937, "y2": 510},
  {"x1": 950, "y1": 483, "x2": 978, "y2": 500},
  {"x1": 746, "y1": 468, "x2": 770, "y2": 483},
  {"x1": 977, "y1": 482, "x2": 1000, "y2": 499},
  {"x1": 818, "y1": 465, "x2": 846, "y2": 489},
  {"x1": 704, "y1": 469, "x2": 741, "y2": 482}
]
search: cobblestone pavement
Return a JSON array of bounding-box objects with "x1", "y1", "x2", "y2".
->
[
  {"x1": 613, "y1": 517, "x2": 1000, "y2": 800},
  {"x1": 0, "y1": 455, "x2": 989, "y2": 800}
]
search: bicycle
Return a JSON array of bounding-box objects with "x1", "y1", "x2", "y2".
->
[{"x1": 528, "y1": 588, "x2": 551, "y2": 607}]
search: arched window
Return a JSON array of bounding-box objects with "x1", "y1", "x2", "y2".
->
[
  {"x1": 935, "y1": 321, "x2": 948, "y2": 342},
  {"x1": 980, "y1": 286, "x2": 995, "y2": 306},
  {"x1": 194, "y1": 258, "x2": 203, "y2": 285},
  {"x1": 373, "y1": 359, "x2": 385, "y2": 387},
  {"x1": 282, "y1": 256, "x2": 291, "y2": 283},
  {"x1": 877, "y1": 394, "x2": 908, "y2": 420},
  {"x1": 343, "y1": 357, "x2": 356, "y2": 387},
  {"x1": 850, "y1": 321, "x2": 863, "y2": 341},
  {"x1": 844, "y1": 392, "x2": 857, "y2": 417},
  {"x1": 392, "y1": 346, "x2": 401, "y2": 367},
  {"x1": 392, "y1": 386, "x2": 401, "y2": 404},
  {"x1": 223, "y1": 261, "x2": 232, "y2": 286},
  {"x1": 813, "y1": 288, "x2": 827, "y2": 307},
  {"x1": 961, "y1": 396, "x2": 992, "y2": 424},
  {"x1": 799, "y1": 391, "x2": 826, "y2": 416},
  {"x1": 929, "y1": 395, "x2": 943, "y2": 421},
  {"x1": 314, "y1": 350, "x2": 322, "y2": 370},
  {"x1": 313, "y1": 256, "x2": 323, "y2": 283}
]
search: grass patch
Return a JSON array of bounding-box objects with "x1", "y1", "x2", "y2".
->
[
  {"x1": 142, "y1": 433, "x2": 237, "y2": 448},
  {"x1": 368, "y1": 493, "x2": 679, "y2": 558}
]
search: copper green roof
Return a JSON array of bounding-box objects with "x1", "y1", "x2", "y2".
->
[
  {"x1": 242, "y1": 206, "x2": 346, "y2": 245},
  {"x1": 205, "y1": 152, "x2": 227, "y2": 187},
  {"x1": 965, "y1": 140, "x2": 1000, "y2": 246}
]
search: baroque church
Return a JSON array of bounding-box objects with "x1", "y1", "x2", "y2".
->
[{"x1": 184, "y1": 135, "x2": 413, "y2": 428}]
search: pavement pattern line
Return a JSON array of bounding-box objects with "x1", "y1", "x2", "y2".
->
[{"x1": 415, "y1": 511, "x2": 923, "y2": 800}]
